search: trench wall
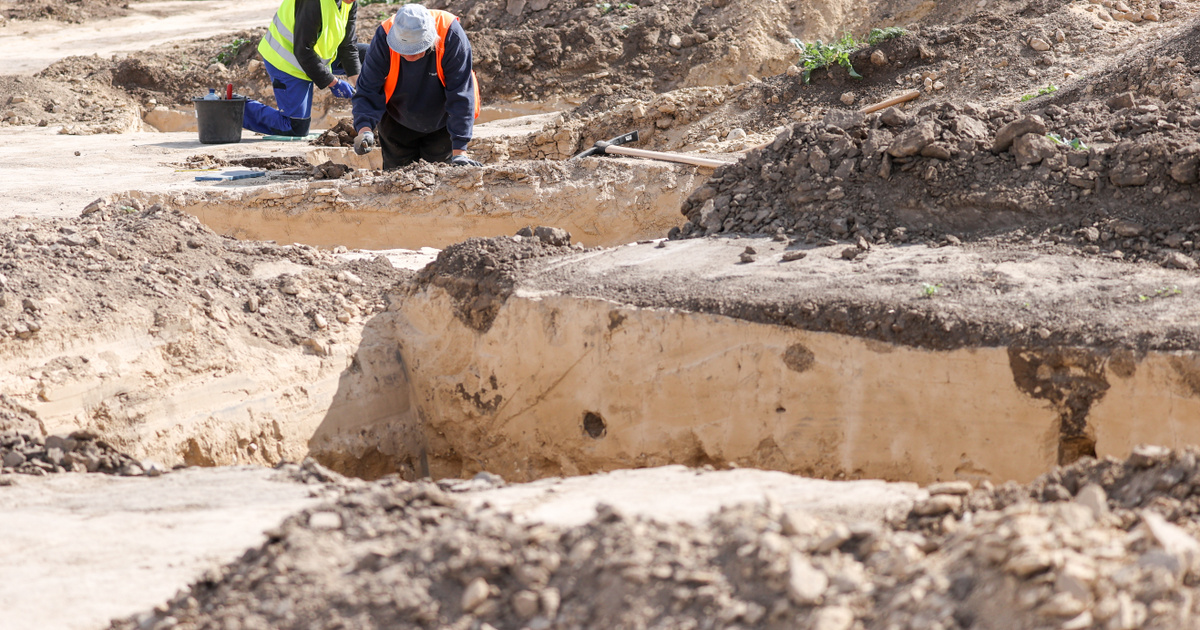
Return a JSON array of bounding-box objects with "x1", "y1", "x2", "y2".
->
[
  {"x1": 130, "y1": 159, "x2": 704, "y2": 250},
  {"x1": 309, "y1": 285, "x2": 1200, "y2": 485},
  {"x1": 0, "y1": 304, "x2": 354, "y2": 468}
]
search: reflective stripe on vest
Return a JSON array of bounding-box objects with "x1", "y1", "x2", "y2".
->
[
  {"x1": 380, "y1": 10, "x2": 480, "y2": 118},
  {"x1": 258, "y1": 0, "x2": 354, "y2": 81}
]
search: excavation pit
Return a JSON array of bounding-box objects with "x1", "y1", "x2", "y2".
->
[
  {"x1": 306, "y1": 237, "x2": 1200, "y2": 484},
  {"x1": 123, "y1": 158, "x2": 713, "y2": 250}
]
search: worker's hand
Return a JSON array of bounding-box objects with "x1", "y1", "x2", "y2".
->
[
  {"x1": 449, "y1": 154, "x2": 482, "y2": 167},
  {"x1": 354, "y1": 130, "x2": 376, "y2": 155},
  {"x1": 329, "y1": 79, "x2": 355, "y2": 99}
]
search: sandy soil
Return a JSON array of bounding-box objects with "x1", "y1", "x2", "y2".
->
[
  {"x1": 0, "y1": 128, "x2": 313, "y2": 218},
  {"x1": 0, "y1": 0, "x2": 279, "y2": 75},
  {"x1": 0, "y1": 466, "x2": 322, "y2": 630},
  {"x1": 8, "y1": 0, "x2": 1200, "y2": 628}
]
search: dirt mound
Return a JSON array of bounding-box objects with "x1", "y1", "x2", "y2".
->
[
  {"x1": 0, "y1": 395, "x2": 41, "y2": 435},
  {"x1": 115, "y1": 448, "x2": 1200, "y2": 630},
  {"x1": 313, "y1": 118, "x2": 358, "y2": 147},
  {"x1": 424, "y1": 0, "x2": 1078, "y2": 103},
  {"x1": 1048, "y1": 15, "x2": 1200, "y2": 108},
  {"x1": 946, "y1": 445, "x2": 1200, "y2": 530},
  {"x1": 1, "y1": 428, "x2": 152, "y2": 476},
  {"x1": 38, "y1": 29, "x2": 266, "y2": 107},
  {"x1": 1, "y1": 0, "x2": 136, "y2": 23},
  {"x1": 0, "y1": 74, "x2": 140, "y2": 132},
  {"x1": 673, "y1": 92, "x2": 1200, "y2": 268},
  {"x1": 0, "y1": 202, "x2": 400, "y2": 349},
  {"x1": 414, "y1": 231, "x2": 578, "y2": 332},
  {"x1": 0, "y1": 203, "x2": 410, "y2": 461}
]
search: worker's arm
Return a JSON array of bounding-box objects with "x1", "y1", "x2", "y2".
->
[
  {"x1": 439, "y1": 20, "x2": 475, "y2": 153},
  {"x1": 333, "y1": 1, "x2": 360, "y2": 81},
  {"x1": 351, "y1": 26, "x2": 391, "y2": 133},
  {"x1": 292, "y1": 0, "x2": 336, "y2": 89}
]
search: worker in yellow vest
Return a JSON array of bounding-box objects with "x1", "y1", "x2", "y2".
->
[
  {"x1": 244, "y1": 0, "x2": 362, "y2": 136},
  {"x1": 350, "y1": 4, "x2": 481, "y2": 168}
]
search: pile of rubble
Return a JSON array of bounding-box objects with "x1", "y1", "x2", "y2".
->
[
  {"x1": 676, "y1": 94, "x2": 1200, "y2": 268},
  {"x1": 1, "y1": 429, "x2": 155, "y2": 477},
  {"x1": 114, "y1": 447, "x2": 1200, "y2": 630}
]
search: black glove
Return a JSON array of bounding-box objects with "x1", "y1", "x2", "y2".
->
[
  {"x1": 450, "y1": 154, "x2": 482, "y2": 167},
  {"x1": 354, "y1": 130, "x2": 375, "y2": 156}
]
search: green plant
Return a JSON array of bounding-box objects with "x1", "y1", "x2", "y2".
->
[
  {"x1": 214, "y1": 37, "x2": 251, "y2": 65},
  {"x1": 1019, "y1": 84, "x2": 1058, "y2": 102},
  {"x1": 921, "y1": 283, "x2": 942, "y2": 298},
  {"x1": 867, "y1": 27, "x2": 904, "y2": 45},
  {"x1": 790, "y1": 28, "x2": 904, "y2": 84},
  {"x1": 596, "y1": 1, "x2": 634, "y2": 14},
  {"x1": 1138, "y1": 286, "x2": 1182, "y2": 302},
  {"x1": 1046, "y1": 133, "x2": 1088, "y2": 151}
]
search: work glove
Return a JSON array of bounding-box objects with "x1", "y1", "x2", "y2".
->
[
  {"x1": 354, "y1": 130, "x2": 376, "y2": 155},
  {"x1": 329, "y1": 79, "x2": 355, "y2": 99},
  {"x1": 450, "y1": 154, "x2": 482, "y2": 167}
]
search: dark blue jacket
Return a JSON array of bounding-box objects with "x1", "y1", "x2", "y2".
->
[{"x1": 351, "y1": 19, "x2": 474, "y2": 151}]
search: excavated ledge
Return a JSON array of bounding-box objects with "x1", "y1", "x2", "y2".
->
[
  {"x1": 309, "y1": 237, "x2": 1200, "y2": 483},
  {"x1": 124, "y1": 159, "x2": 709, "y2": 250}
]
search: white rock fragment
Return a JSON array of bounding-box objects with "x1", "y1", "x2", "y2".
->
[
  {"x1": 787, "y1": 552, "x2": 828, "y2": 604},
  {"x1": 307, "y1": 511, "x2": 342, "y2": 530},
  {"x1": 462, "y1": 577, "x2": 490, "y2": 613}
]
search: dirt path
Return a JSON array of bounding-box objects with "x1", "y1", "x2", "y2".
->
[
  {"x1": 1, "y1": 0, "x2": 279, "y2": 75},
  {"x1": 0, "y1": 128, "x2": 312, "y2": 219},
  {"x1": 0, "y1": 467, "x2": 321, "y2": 630}
]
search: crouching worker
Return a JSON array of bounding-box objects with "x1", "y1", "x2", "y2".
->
[
  {"x1": 351, "y1": 4, "x2": 481, "y2": 168},
  {"x1": 244, "y1": 0, "x2": 362, "y2": 137}
]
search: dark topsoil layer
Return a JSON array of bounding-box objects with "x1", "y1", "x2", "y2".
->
[{"x1": 672, "y1": 17, "x2": 1200, "y2": 268}]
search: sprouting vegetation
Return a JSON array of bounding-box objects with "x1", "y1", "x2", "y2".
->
[
  {"x1": 213, "y1": 38, "x2": 251, "y2": 65},
  {"x1": 921, "y1": 283, "x2": 943, "y2": 298},
  {"x1": 867, "y1": 27, "x2": 905, "y2": 45},
  {"x1": 1019, "y1": 84, "x2": 1058, "y2": 102},
  {"x1": 1046, "y1": 133, "x2": 1088, "y2": 151},
  {"x1": 596, "y1": 2, "x2": 635, "y2": 14},
  {"x1": 1137, "y1": 286, "x2": 1183, "y2": 302},
  {"x1": 789, "y1": 27, "x2": 904, "y2": 84}
]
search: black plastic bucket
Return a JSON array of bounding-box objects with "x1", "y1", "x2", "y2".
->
[{"x1": 193, "y1": 96, "x2": 246, "y2": 144}]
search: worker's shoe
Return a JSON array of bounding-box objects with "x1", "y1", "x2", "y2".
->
[{"x1": 288, "y1": 117, "x2": 311, "y2": 137}]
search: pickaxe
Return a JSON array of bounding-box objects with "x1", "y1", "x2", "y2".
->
[{"x1": 570, "y1": 131, "x2": 732, "y2": 168}]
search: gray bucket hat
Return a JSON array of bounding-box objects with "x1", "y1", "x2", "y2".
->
[{"x1": 387, "y1": 4, "x2": 437, "y2": 56}]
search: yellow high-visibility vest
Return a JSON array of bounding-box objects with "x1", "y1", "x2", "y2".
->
[{"x1": 258, "y1": 0, "x2": 353, "y2": 81}]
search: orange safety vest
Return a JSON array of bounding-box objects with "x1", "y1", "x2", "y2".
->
[{"x1": 381, "y1": 10, "x2": 480, "y2": 118}]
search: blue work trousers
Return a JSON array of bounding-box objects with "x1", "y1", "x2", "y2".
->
[{"x1": 242, "y1": 44, "x2": 367, "y2": 136}]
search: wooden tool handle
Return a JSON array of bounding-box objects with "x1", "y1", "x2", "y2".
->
[
  {"x1": 605, "y1": 145, "x2": 733, "y2": 168},
  {"x1": 858, "y1": 89, "x2": 921, "y2": 114}
]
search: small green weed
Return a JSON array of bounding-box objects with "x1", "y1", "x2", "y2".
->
[
  {"x1": 1137, "y1": 286, "x2": 1182, "y2": 302},
  {"x1": 1046, "y1": 133, "x2": 1088, "y2": 151},
  {"x1": 790, "y1": 28, "x2": 904, "y2": 84},
  {"x1": 921, "y1": 283, "x2": 942, "y2": 298},
  {"x1": 596, "y1": 2, "x2": 635, "y2": 14},
  {"x1": 213, "y1": 37, "x2": 251, "y2": 65},
  {"x1": 1019, "y1": 84, "x2": 1058, "y2": 102},
  {"x1": 867, "y1": 27, "x2": 905, "y2": 45}
]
